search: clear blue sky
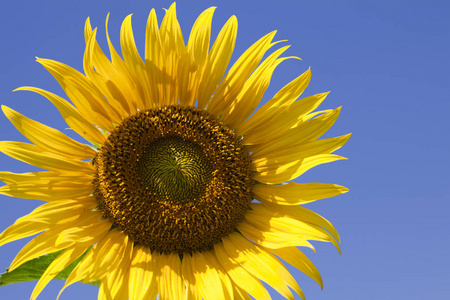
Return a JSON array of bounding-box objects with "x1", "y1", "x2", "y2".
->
[{"x1": 1, "y1": 0, "x2": 449, "y2": 299}]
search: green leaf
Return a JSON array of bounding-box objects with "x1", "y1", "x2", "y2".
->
[{"x1": 0, "y1": 248, "x2": 99, "y2": 287}]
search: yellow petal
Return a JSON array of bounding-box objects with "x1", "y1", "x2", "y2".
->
[
  {"x1": 0, "y1": 141, "x2": 94, "y2": 174},
  {"x1": 262, "y1": 202, "x2": 341, "y2": 243},
  {"x1": 243, "y1": 92, "x2": 329, "y2": 146},
  {"x1": 53, "y1": 213, "x2": 109, "y2": 248},
  {"x1": 99, "y1": 237, "x2": 133, "y2": 300},
  {"x1": 159, "y1": 3, "x2": 186, "y2": 105},
  {"x1": 104, "y1": 13, "x2": 143, "y2": 111},
  {"x1": 120, "y1": 15, "x2": 151, "y2": 110},
  {"x1": 252, "y1": 181, "x2": 349, "y2": 205},
  {"x1": 129, "y1": 246, "x2": 158, "y2": 300},
  {"x1": 10, "y1": 211, "x2": 108, "y2": 271},
  {"x1": 223, "y1": 46, "x2": 294, "y2": 129},
  {"x1": 98, "y1": 282, "x2": 109, "y2": 300},
  {"x1": 178, "y1": 7, "x2": 215, "y2": 106},
  {"x1": 253, "y1": 154, "x2": 347, "y2": 184},
  {"x1": 37, "y1": 58, "x2": 121, "y2": 131},
  {"x1": 0, "y1": 171, "x2": 92, "y2": 185},
  {"x1": 250, "y1": 107, "x2": 341, "y2": 155},
  {"x1": 237, "y1": 68, "x2": 311, "y2": 136},
  {"x1": 120, "y1": 15, "x2": 143, "y2": 73},
  {"x1": 207, "y1": 31, "x2": 277, "y2": 117},
  {"x1": 84, "y1": 16, "x2": 94, "y2": 43},
  {"x1": 160, "y1": 3, "x2": 185, "y2": 56},
  {"x1": 0, "y1": 200, "x2": 94, "y2": 247},
  {"x1": 0, "y1": 221, "x2": 47, "y2": 248},
  {"x1": 176, "y1": 52, "x2": 194, "y2": 106},
  {"x1": 187, "y1": 7, "x2": 215, "y2": 67},
  {"x1": 108, "y1": 272, "x2": 130, "y2": 300},
  {"x1": 197, "y1": 15, "x2": 237, "y2": 109},
  {"x1": 83, "y1": 26, "x2": 133, "y2": 116},
  {"x1": 191, "y1": 251, "x2": 226, "y2": 300},
  {"x1": 248, "y1": 203, "x2": 328, "y2": 238},
  {"x1": 13, "y1": 87, "x2": 105, "y2": 145},
  {"x1": 155, "y1": 252, "x2": 185, "y2": 300},
  {"x1": 246, "y1": 203, "x2": 340, "y2": 252},
  {"x1": 0, "y1": 180, "x2": 93, "y2": 201},
  {"x1": 31, "y1": 245, "x2": 87, "y2": 300},
  {"x1": 253, "y1": 134, "x2": 351, "y2": 170},
  {"x1": 223, "y1": 232, "x2": 303, "y2": 300},
  {"x1": 145, "y1": 9, "x2": 162, "y2": 63},
  {"x1": 83, "y1": 229, "x2": 131, "y2": 283},
  {"x1": 270, "y1": 246, "x2": 323, "y2": 289},
  {"x1": 0, "y1": 172, "x2": 94, "y2": 201},
  {"x1": 202, "y1": 250, "x2": 234, "y2": 300},
  {"x1": 214, "y1": 242, "x2": 271, "y2": 300},
  {"x1": 2, "y1": 106, "x2": 96, "y2": 159},
  {"x1": 144, "y1": 9, "x2": 164, "y2": 106},
  {"x1": 59, "y1": 244, "x2": 98, "y2": 298},
  {"x1": 238, "y1": 220, "x2": 315, "y2": 250},
  {"x1": 232, "y1": 285, "x2": 252, "y2": 300},
  {"x1": 181, "y1": 253, "x2": 200, "y2": 300}
]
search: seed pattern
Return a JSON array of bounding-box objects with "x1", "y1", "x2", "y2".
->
[
  {"x1": 138, "y1": 136, "x2": 213, "y2": 204},
  {"x1": 94, "y1": 105, "x2": 253, "y2": 253}
]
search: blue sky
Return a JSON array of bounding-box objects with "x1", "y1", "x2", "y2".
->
[{"x1": 0, "y1": 0, "x2": 449, "y2": 299}]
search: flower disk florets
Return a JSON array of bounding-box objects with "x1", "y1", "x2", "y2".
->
[{"x1": 93, "y1": 105, "x2": 253, "y2": 253}]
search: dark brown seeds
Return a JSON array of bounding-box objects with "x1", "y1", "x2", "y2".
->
[{"x1": 93, "y1": 105, "x2": 253, "y2": 254}]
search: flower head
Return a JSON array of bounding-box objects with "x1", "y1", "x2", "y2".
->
[{"x1": 0, "y1": 3, "x2": 349, "y2": 299}]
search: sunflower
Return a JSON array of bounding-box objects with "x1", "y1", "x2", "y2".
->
[{"x1": 0, "y1": 3, "x2": 349, "y2": 300}]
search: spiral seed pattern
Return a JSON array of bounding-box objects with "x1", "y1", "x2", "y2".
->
[{"x1": 93, "y1": 105, "x2": 253, "y2": 253}]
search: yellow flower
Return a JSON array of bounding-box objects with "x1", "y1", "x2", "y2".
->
[{"x1": 0, "y1": 3, "x2": 349, "y2": 299}]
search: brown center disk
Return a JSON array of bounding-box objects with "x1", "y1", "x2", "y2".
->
[{"x1": 93, "y1": 105, "x2": 253, "y2": 254}]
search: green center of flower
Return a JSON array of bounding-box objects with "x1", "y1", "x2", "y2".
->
[
  {"x1": 138, "y1": 136, "x2": 213, "y2": 204},
  {"x1": 93, "y1": 105, "x2": 253, "y2": 254}
]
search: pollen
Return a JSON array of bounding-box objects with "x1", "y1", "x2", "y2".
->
[{"x1": 93, "y1": 105, "x2": 253, "y2": 253}]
